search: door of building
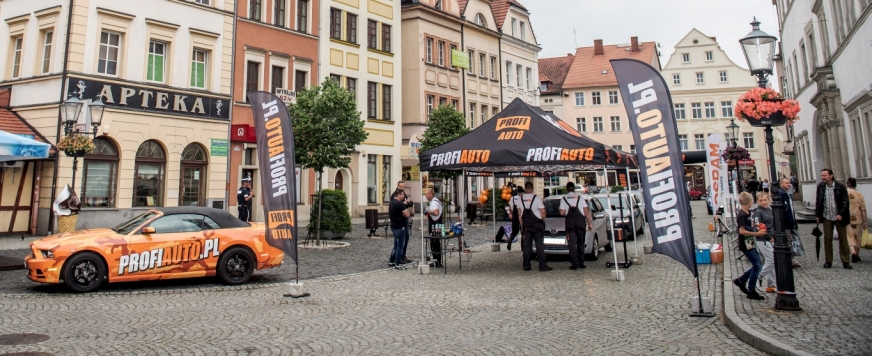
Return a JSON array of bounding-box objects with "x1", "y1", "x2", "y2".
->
[{"x1": 180, "y1": 165, "x2": 204, "y2": 206}]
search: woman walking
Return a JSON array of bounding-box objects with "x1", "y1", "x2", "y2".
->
[{"x1": 846, "y1": 178, "x2": 868, "y2": 262}]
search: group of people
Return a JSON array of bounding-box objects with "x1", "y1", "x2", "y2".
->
[{"x1": 734, "y1": 169, "x2": 868, "y2": 301}]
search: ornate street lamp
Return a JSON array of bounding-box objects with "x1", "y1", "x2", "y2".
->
[
  {"x1": 739, "y1": 18, "x2": 800, "y2": 311},
  {"x1": 726, "y1": 119, "x2": 743, "y2": 192},
  {"x1": 59, "y1": 97, "x2": 106, "y2": 190}
]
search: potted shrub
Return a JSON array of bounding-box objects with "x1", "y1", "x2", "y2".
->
[
  {"x1": 307, "y1": 189, "x2": 352, "y2": 239},
  {"x1": 735, "y1": 88, "x2": 800, "y2": 127}
]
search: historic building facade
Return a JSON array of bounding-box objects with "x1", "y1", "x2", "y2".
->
[
  {"x1": 774, "y1": 0, "x2": 871, "y2": 217},
  {"x1": 491, "y1": 0, "x2": 539, "y2": 108},
  {"x1": 231, "y1": 0, "x2": 320, "y2": 222},
  {"x1": 319, "y1": 0, "x2": 402, "y2": 215},
  {"x1": 663, "y1": 29, "x2": 789, "y2": 190},
  {"x1": 0, "y1": 0, "x2": 234, "y2": 234},
  {"x1": 458, "y1": 0, "x2": 501, "y2": 130}
]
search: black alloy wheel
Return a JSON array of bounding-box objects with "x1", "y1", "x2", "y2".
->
[
  {"x1": 63, "y1": 252, "x2": 106, "y2": 293},
  {"x1": 217, "y1": 247, "x2": 255, "y2": 285}
]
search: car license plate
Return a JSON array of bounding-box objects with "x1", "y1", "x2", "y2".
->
[{"x1": 543, "y1": 238, "x2": 566, "y2": 245}]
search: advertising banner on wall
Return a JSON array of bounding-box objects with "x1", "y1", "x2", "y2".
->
[
  {"x1": 611, "y1": 59, "x2": 698, "y2": 277},
  {"x1": 247, "y1": 91, "x2": 298, "y2": 264},
  {"x1": 451, "y1": 49, "x2": 470, "y2": 69}
]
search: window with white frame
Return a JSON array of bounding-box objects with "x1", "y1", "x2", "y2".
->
[
  {"x1": 630, "y1": 145, "x2": 636, "y2": 154},
  {"x1": 511, "y1": 18, "x2": 517, "y2": 37},
  {"x1": 850, "y1": 115, "x2": 869, "y2": 177},
  {"x1": 743, "y1": 132, "x2": 755, "y2": 148},
  {"x1": 681, "y1": 53, "x2": 690, "y2": 63},
  {"x1": 41, "y1": 31, "x2": 53, "y2": 74},
  {"x1": 526, "y1": 68, "x2": 532, "y2": 90},
  {"x1": 469, "y1": 102, "x2": 476, "y2": 128},
  {"x1": 610, "y1": 116, "x2": 621, "y2": 131},
  {"x1": 577, "y1": 117, "x2": 586, "y2": 132},
  {"x1": 480, "y1": 104, "x2": 485, "y2": 124},
  {"x1": 691, "y1": 103, "x2": 702, "y2": 118},
  {"x1": 516, "y1": 64, "x2": 522, "y2": 87},
  {"x1": 593, "y1": 117, "x2": 603, "y2": 132},
  {"x1": 721, "y1": 101, "x2": 733, "y2": 118},
  {"x1": 147, "y1": 41, "x2": 167, "y2": 82},
  {"x1": 491, "y1": 56, "x2": 497, "y2": 79},
  {"x1": 591, "y1": 91, "x2": 601, "y2": 105},
  {"x1": 694, "y1": 134, "x2": 705, "y2": 149},
  {"x1": 505, "y1": 61, "x2": 511, "y2": 85},
  {"x1": 673, "y1": 73, "x2": 680, "y2": 85},
  {"x1": 426, "y1": 38, "x2": 433, "y2": 63},
  {"x1": 705, "y1": 51, "x2": 713, "y2": 61},
  {"x1": 191, "y1": 49, "x2": 208, "y2": 88},
  {"x1": 704, "y1": 102, "x2": 715, "y2": 118},
  {"x1": 862, "y1": 111, "x2": 872, "y2": 177},
  {"x1": 467, "y1": 49, "x2": 474, "y2": 74},
  {"x1": 614, "y1": 145, "x2": 623, "y2": 151},
  {"x1": 719, "y1": 71, "x2": 727, "y2": 82},
  {"x1": 98, "y1": 31, "x2": 121, "y2": 76},
  {"x1": 679, "y1": 134, "x2": 688, "y2": 150},
  {"x1": 437, "y1": 40, "x2": 445, "y2": 66},
  {"x1": 608, "y1": 90, "x2": 618, "y2": 104},
  {"x1": 696, "y1": 72, "x2": 704, "y2": 84},
  {"x1": 574, "y1": 92, "x2": 584, "y2": 106},
  {"x1": 479, "y1": 53, "x2": 485, "y2": 77},
  {"x1": 674, "y1": 103, "x2": 686, "y2": 119},
  {"x1": 10, "y1": 36, "x2": 23, "y2": 78},
  {"x1": 520, "y1": 22, "x2": 526, "y2": 41}
]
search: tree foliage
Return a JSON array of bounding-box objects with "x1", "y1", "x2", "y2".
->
[
  {"x1": 290, "y1": 78, "x2": 367, "y2": 174},
  {"x1": 421, "y1": 105, "x2": 469, "y2": 180}
]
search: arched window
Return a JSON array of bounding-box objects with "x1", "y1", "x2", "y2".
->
[
  {"x1": 474, "y1": 13, "x2": 487, "y2": 27},
  {"x1": 82, "y1": 137, "x2": 119, "y2": 207},
  {"x1": 180, "y1": 143, "x2": 208, "y2": 206},
  {"x1": 133, "y1": 140, "x2": 166, "y2": 207}
]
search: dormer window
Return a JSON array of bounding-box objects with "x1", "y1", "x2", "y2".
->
[{"x1": 474, "y1": 13, "x2": 487, "y2": 27}]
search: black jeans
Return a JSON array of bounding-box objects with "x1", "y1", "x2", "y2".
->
[
  {"x1": 237, "y1": 205, "x2": 250, "y2": 222},
  {"x1": 567, "y1": 229, "x2": 587, "y2": 268},
  {"x1": 522, "y1": 229, "x2": 547, "y2": 270}
]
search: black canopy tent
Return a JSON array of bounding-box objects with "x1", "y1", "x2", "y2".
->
[{"x1": 417, "y1": 98, "x2": 639, "y2": 272}]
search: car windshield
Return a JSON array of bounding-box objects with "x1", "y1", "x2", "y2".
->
[
  {"x1": 113, "y1": 211, "x2": 159, "y2": 235},
  {"x1": 596, "y1": 196, "x2": 630, "y2": 211}
]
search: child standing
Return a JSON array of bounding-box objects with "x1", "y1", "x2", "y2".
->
[
  {"x1": 733, "y1": 192, "x2": 767, "y2": 300},
  {"x1": 754, "y1": 192, "x2": 776, "y2": 293}
]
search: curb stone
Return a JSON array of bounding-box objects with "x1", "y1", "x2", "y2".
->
[{"x1": 721, "y1": 237, "x2": 815, "y2": 356}]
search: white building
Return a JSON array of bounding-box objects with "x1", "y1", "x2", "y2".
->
[
  {"x1": 491, "y1": 0, "x2": 540, "y2": 108},
  {"x1": 319, "y1": 0, "x2": 403, "y2": 215},
  {"x1": 773, "y1": 0, "x2": 871, "y2": 220},
  {"x1": 663, "y1": 29, "x2": 790, "y2": 189}
]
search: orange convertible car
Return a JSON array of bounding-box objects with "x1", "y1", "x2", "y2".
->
[{"x1": 24, "y1": 207, "x2": 284, "y2": 292}]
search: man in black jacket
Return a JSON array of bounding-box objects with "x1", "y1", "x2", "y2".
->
[
  {"x1": 815, "y1": 168, "x2": 852, "y2": 269},
  {"x1": 779, "y1": 178, "x2": 800, "y2": 268}
]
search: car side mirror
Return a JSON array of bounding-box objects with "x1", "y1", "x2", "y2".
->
[{"x1": 142, "y1": 226, "x2": 156, "y2": 234}]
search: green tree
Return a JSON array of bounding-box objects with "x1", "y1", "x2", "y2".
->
[
  {"x1": 421, "y1": 105, "x2": 470, "y2": 181},
  {"x1": 290, "y1": 77, "x2": 367, "y2": 245}
]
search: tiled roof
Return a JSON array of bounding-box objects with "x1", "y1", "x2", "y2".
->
[
  {"x1": 458, "y1": 0, "x2": 468, "y2": 13},
  {"x1": 0, "y1": 108, "x2": 51, "y2": 145},
  {"x1": 490, "y1": 0, "x2": 528, "y2": 30},
  {"x1": 562, "y1": 41, "x2": 659, "y2": 89},
  {"x1": 537, "y1": 54, "x2": 574, "y2": 94}
]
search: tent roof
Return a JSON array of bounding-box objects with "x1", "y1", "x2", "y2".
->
[{"x1": 419, "y1": 98, "x2": 637, "y2": 172}]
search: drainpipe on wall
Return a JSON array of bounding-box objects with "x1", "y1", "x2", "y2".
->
[
  {"x1": 48, "y1": 0, "x2": 76, "y2": 235},
  {"x1": 497, "y1": 29, "x2": 503, "y2": 108},
  {"x1": 225, "y1": 0, "x2": 239, "y2": 211},
  {"x1": 460, "y1": 20, "x2": 466, "y2": 118}
]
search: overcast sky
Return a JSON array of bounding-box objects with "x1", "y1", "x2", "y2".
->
[{"x1": 523, "y1": 0, "x2": 779, "y2": 69}]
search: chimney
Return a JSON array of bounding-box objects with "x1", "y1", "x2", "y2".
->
[
  {"x1": 594, "y1": 39, "x2": 604, "y2": 55},
  {"x1": 630, "y1": 36, "x2": 639, "y2": 52}
]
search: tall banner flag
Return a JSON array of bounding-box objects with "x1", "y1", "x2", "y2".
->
[
  {"x1": 611, "y1": 59, "x2": 698, "y2": 277},
  {"x1": 247, "y1": 92, "x2": 298, "y2": 264},
  {"x1": 706, "y1": 133, "x2": 728, "y2": 213}
]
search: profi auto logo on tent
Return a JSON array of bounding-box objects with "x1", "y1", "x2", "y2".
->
[{"x1": 495, "y1": 116, "x2": 530, "y2": 141}]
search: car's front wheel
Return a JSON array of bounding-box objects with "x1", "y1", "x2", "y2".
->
[
  {"x1": 586, "y1": 235, "x2": 600, "y2": 261},
  {"x1": 63, "y1": 252, "x2": 106, "y2": 293},
  {"x1": 217, "y1": 247, "x2": 255, "y2": 285}
]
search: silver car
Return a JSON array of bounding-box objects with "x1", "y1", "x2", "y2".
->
[
  {"x1": 536, "y1": 194, "x2": 611, "y2": 261},
  {"x1": 592, "y1": 193, "x2": 645, "y2": 237}
]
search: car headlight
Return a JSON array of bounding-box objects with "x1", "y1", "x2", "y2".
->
[{"x1": 39, "y1": 249, "x2": 54, "y2": 258}]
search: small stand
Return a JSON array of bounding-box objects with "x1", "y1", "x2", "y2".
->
[
  {"x1": 283, "y1": 282, "x2": 311, "y2": 299},
  {"x1": 605, "y1": 228, "x2": 633, "y2": 268}
]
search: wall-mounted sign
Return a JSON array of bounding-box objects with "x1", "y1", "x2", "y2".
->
[
  {"x1": 408, "y1": 131, "x2": 424, "y2": 159},
  {"x1": 231, "y1": 124, "x2": 256, "y2": 143},
  {"x1": 66, "y1": 77, "x2": 230, "y2": 120},
  {"x1": 210, "y1": 138, "x2": 228, "y2": 156},
  {"x1": 275, "y1": 88, "x2": 296, "y2": 105},
  {"x1": 451, "y1": 49, "x2": 469, "y2": 69}
]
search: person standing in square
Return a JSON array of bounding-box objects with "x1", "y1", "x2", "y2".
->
[
  {"x1": 518, "y1": 181, "x2": 551, "y2": 272},
  {"x1": 237, "y1": 178, "x2": 255, "y2": 222},
  {"x1": 560, "y1": 182, "x2": 593, "y2": 270},
  {"x1": 815, "y1": 169, "x2": 852, "y2": 269}
]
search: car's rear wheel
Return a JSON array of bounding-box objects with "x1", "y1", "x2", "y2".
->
[
  {"x1": 217, "y1": 247, "x2": 255, "y2": 285},
  {"x1": 586, "y1": 235, "x2": 600, "y2": 261},
  {"x1": 63, "y1": 252, "x2": 106, "y2": 293},
  {"x1": 604, "y1": 233, "x2": 614, "y2": 252}
]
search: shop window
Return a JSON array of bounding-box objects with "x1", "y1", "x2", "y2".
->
[
  {"x1": 82, "y1": 138, "x2": 119, "y2": 207},
  {"x1": 367, "y1": 154, "x2": 377, "y2": 204},
  {"x1": 180, "y1": 143, "x2": 208, "y2": 207},
  {"x1": 133, "y1": 140, "x2": 166, "y2": 207},
  {"x1": 382, "y1": 155, "x2": 392, "y2": 203}
]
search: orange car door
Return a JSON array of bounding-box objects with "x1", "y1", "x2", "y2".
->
[{"x1": 120, "y1": 214, "x2": 207, "y2": 280}]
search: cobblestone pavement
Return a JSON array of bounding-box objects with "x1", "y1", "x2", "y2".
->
[
  {"x1": 727, "y1": 217, "x2": 872, "y2": 355},
  {"x1": 0, "y1": 202, "x2": 764, "y2": 355}
]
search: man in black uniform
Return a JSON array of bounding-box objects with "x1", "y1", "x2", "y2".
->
[
  {"x1": 519, "y1": 181, "x2": 552, "y2": 272},
  {"x1": 237, "y1": 177, "x2": 255, "y2": 222},
  {"x1": 560, "y1": 182, "x2": 593, "y2": 270}
]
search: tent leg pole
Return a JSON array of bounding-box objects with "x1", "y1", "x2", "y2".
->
[
  {"x1": 606, "y1": 168, "x2": 620, "y2": 276},
  {"x1": 421, "y1": 172, "x2": 425, "y2": 268},
  {"x1": 626, "y1": 168, "x2": 639, "y2": 257}
]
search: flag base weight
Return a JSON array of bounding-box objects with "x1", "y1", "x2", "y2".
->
[
  {"x1": 418, "y1": 263, "x2": 430, "y2": 275},
  {"x1": 643, "y1": 246, "x2": 653, "y2": 254},
  {"x1": 689, "y1": 296, "x2": 713, "y2": 317},
  {"x1": 631, "y1": 255, "x2": 642, "y2": 265},
  {"x1": 283, "y1": 283, "x2": 310, "y2": 298},
  {"x1": 610, "y1": 270, "x2": 625, "y2": 281}
]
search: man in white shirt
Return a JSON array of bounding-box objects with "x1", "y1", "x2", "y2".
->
[
  {"x1": 425, "y1": 188, "x2": 444, "y2": 268},
  {"x1": 560, "y1": 182, "x2": 594, "y2": 270},
  {"x1": 507, "y1": 187, "x2": 523, "y2": 251},
  {"x1": 518, "y1": 181, "x2": 552, "y2": 272}
]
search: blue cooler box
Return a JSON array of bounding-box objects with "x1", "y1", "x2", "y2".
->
[{"x1": 695, "y1": 248, "x2": 711, "y2": 264}]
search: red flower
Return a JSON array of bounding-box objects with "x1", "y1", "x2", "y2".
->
[{"x1": 734, "y1": 88, "x2": 801, "y2": 124}]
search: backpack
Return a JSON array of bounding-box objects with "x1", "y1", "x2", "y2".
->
[{"x1": 563, "y1": 195, "x2": 587, "y2": 233}]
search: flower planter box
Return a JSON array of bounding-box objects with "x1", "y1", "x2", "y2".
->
[{"x1": 747, "y1": 111, "x2": 788, "y2": 127}]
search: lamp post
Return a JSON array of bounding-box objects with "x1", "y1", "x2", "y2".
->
[
  {"x1": 740, "y1": 18, "x2": 800, "y2": 311},
  {"x1": 727, "y1": 119, "x2": 742, "y2": 192},
  {"x1": 59, "y1": 96, "x2": 105, "y2": 190}
]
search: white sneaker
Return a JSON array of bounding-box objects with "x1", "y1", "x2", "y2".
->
[{"x1": 394, "y1": 264, "x2": 406, "y2": 270}]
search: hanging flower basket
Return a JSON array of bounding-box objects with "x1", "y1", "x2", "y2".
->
[
  {"x1": 57, "y1": 134, "x2": 95, "y2": 157},
  {"x1": 734, "y1": 88, "x2": 800, "y2": 127},
  {"x1": 722, "y1": 146, "x2": 751, "y2": 163}
]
